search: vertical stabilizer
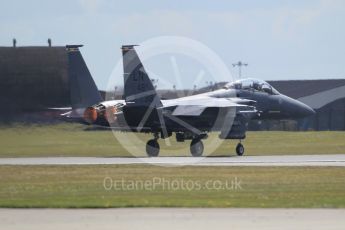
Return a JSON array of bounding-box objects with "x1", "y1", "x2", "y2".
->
[
  {"x1": 67, "y1": 45, "x2": 102, "y2": 109},
  {"x1": 122, "y1": 45, "x2": 162, "y2": 108}
]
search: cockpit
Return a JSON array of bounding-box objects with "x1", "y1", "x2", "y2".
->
[{"x1": 223, "y1": 78, "x2": 279, "y2": 95}]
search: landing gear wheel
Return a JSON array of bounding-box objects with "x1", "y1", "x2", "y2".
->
[
  {"x1": 236, "y1": 143, "x2": 244, "y2": 156},
  {"x1": 190, "y1": 139, "x2": 204, "y2": 157},
  {"x1": 146, "y1": 139, "x2": 160, "y2": 157}
]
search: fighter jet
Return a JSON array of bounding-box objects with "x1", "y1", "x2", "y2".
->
[{"x1": 78, "y1": 45, "x2": 315, "y2": 157}]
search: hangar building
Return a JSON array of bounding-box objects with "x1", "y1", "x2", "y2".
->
[{"x1": 0, "y1": 45, "x2": 69, "y2": 119}]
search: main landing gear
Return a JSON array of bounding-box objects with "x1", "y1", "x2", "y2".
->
[
  {"x1": 145, "y1": 133, "x2": 206, "y2": 157},
  {"x1": 236, "y1": 141, "x2": 244, "y2": 156},
  {"x1": 146, "y1": 134, "x2": 160, "y2": 157},
  {"x1": 190, "y1": 138, "x2": 204, "y2": 157}
]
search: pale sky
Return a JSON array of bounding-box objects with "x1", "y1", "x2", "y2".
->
[{"x1": 1, "y1": 0, "x2": 345, "y2": 90}]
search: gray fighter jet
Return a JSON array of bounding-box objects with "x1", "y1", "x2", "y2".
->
[{"x1": 67, "y1": 45, "x2": 315, "y2": 157}]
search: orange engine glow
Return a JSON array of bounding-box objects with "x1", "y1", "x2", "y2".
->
[
  {"x1": 83, "y1": 107, "x2": 98, "y2": 124},
  {"x1": 104, "y1": 106, "x2": 118, "y2": 123}
]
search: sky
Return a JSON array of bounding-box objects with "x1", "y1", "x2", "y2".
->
[{"x1": 1, "y1": 0, "x2": 345, "y2": 90}]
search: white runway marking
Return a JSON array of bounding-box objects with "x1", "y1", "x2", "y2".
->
[
  {"x1": 1, "y1": 208, "x2": 345, "y2": 230},
  {"x1": 0, "y1": 154, "x2": 345, "y2": 166}
]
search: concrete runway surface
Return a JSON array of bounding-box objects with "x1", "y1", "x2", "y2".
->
[
  {"x1": 0, "y1": 154, "x2": 345, "y2": 166},
  {"x1": 1, "y1": 208, "x2": 345, "y2": 230}
]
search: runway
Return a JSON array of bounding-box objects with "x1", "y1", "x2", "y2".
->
[
  {"x1": 0, "y1": 154, "x2": 345, "y2": 166},
  {"x1": 1, "y1": 208, "x2": 345, "y2": 230}
]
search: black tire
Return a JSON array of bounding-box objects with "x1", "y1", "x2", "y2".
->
[
  {"x1": 146, "y1": 139, "x2": 160, "y2": 157},
  {"x1": 236, "y1": 143, "x2": 244, "y2": 156},
  {"x1": 190, "y1": 139, "x2": 204, "y2": 157}
]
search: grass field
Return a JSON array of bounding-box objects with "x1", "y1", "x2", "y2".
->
[
  {"x1": 0, "y1": 123, "x2": 344, "y2": 157},
  {"x1": 0, "y1": 165, "x2": 344, "y2": 208}
]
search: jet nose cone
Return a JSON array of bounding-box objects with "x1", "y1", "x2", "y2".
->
[
  {"x1": 297, "y1": 102, "x2": 315, "y2": 118},
  {"x1": 278, "y1": 95, "x2": 315, "y2": 119},
  {"x1": 303, "y1": 104, "x2": 315, "y2": 117}
]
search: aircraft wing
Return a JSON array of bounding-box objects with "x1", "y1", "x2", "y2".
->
[
  {"x1": 162, "y1": 96, "x2": 257, "y2": 139},
  {"x1": 163, "y1": 97, "x2": 255, "y2": 116}
]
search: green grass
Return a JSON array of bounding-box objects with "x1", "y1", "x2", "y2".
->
[
  {"x1": 0, "y1": 165, "x2": 344, "y2": 208},
  {"x1": 0, "y1": 123, "x2": 344, "y2": 157}
]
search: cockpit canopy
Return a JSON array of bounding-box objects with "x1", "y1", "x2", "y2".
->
[{"x1": 223, "y1": 78, "x2": 279, "y2": 95}]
